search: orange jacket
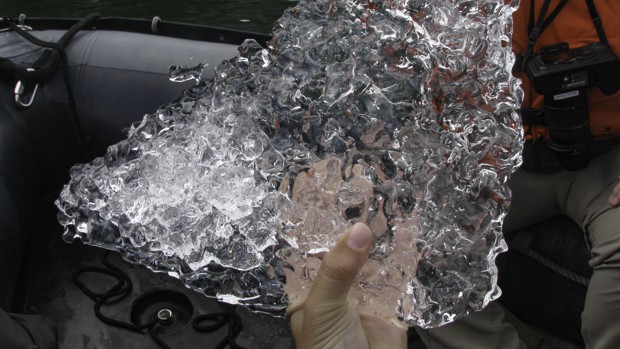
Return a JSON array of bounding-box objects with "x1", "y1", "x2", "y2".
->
[{"x1": 512, "y1": 0, "x2": 620, "y2": 141}]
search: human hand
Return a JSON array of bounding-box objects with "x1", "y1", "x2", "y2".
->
[
  {"x1": 610, "y1": 175, "x2": 620, "y2": 206},
  {"x1": 287, "y1": 223, "x2": 407, "y2": 349}
]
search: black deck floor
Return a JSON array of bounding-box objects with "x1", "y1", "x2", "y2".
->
[
  {"x1": 14, "y1": 194, "x2": 296, "y2": 349},
  {"x1": 13, "y1": 193, "x2": 581, "y2": 349}
]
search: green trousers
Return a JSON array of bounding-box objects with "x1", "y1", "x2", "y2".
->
[{"x1": 416, "y1": 145, "x2": 620, "y2": 349}]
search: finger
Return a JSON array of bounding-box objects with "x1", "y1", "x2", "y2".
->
[
  {"x1": 305, "y1": 222, "x2": 373, "y2": 306},
  {"x1": 288, "y1": 306, "x2": 304, "y2": 340},
  {"x1": 286, "y1": 299, "x2": 305, "y2": 338},
  {"x1": 609, "y1": 181, "x2": 620, "y2": 206},
  {"x1": 359, "y1": 313, "x2": 408, "y2": 349}
]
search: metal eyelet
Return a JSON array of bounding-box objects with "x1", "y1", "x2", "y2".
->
[{"x1": 151, "y1": 16, "x2": 161, "y2": 33}]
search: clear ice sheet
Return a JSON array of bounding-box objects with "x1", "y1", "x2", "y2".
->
[{"x1": 56, "y1": 0, "x2": 523, "y2": 328}]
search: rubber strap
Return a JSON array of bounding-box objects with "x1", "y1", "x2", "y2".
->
[
  {"x1": 522, "y1": 0, "x2": 569, "y2": 71},
  {"x1": 585, "y1": 0, "x2": 609, "y2": 45}
]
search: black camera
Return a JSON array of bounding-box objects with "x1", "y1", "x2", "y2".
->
[{"x1": 525, "y1": 42, "x2": 620, "y2": 170}]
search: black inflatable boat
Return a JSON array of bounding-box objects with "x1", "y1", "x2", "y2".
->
[{"x1": 0, "y1": 16, "x2": 591, "y2": 348}]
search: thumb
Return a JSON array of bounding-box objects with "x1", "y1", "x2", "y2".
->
[
  {"x1": 610, "y1": 180, "x2": 620, "y2": 206},
  {"x1": 305, "y1": 222, "x2": 373, "y2": 305}
]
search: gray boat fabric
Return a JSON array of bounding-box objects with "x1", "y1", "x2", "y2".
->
[{"x1": 0, "y1": 309, "x2": 58, "y2": 349}]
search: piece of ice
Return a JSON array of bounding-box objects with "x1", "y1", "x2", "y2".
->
[
  {"x1": 56, "y1": 0, "x2": 523, "y2": 328},
  {"x1": 169, "y1": 63, "x2": 205, "y2": 83}
]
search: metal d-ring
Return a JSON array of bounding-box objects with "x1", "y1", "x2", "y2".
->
[
  {"x1": 14, "y1": 68, "x2": 39, "y2": 108},
  {"x1": 0, "y1": 17, "x2": 33, "y2": 33}
]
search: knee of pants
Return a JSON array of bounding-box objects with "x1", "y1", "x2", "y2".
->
[
  {"x1": 585, "y1": 206, "x2": 620, "y2": 269},
  {"x1": 580, "y1": 262, "x2": 620, "y2": 348}
]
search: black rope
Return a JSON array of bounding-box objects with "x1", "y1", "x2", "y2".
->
[
  {"x1": 73, "y1": 252, "x2": 155, "y2": 331},
  {"x1": 525, "y1": 249, "x2": 590, "y2": 287},
  {"x1": 74, "y1": 251, "x2": 246, "y2": 349},
  {"x1": 193, "y1": 311, "x2": 246, "y2": 349},
  {"x1": 73, "y1": 252, "x2": 170, "y2": 348},
  {"x1": 1, "y1": 15, "x2": 96, "y2": 159},
  {"x1": 148, "y1": 324, "x2": 174, "y2": 349}
]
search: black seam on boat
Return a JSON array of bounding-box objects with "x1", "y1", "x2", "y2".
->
[{"x1": 0, "y1": 17, "x2": 272, "y2": 47}]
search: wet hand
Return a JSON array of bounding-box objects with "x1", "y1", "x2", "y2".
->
[{"x1": 287, "y1": 223, "x2": 407, "y2": 349}]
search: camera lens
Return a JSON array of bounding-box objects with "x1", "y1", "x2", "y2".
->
[{"x1": 543, "y1": 91, "x2": 591, "y2": 171}]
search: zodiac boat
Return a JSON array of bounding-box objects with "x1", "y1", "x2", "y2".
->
[{"x1": 0, "y1": 16, "x2": 590, "y2": 348}]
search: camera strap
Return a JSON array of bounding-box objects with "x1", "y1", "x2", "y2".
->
[
  {"x1": 584, "y1": 0, "x2": 609, "y2": 46},
  {"x1": 521, "y1": 0, "x2": 569, "y2": 72},
  {"x1": 521, "y1": 0, "x2": 611, "y2": 72}
]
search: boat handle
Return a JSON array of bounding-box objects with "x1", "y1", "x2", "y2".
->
[{"x1": 0, "y1": 15, "x2": 33, "y2": 33}]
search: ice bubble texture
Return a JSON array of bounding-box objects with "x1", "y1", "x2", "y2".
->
[{"x1": 56, "y1": 0, "x2": 523, "y2": 328}]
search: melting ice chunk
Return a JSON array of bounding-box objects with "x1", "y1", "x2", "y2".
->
[
  {"x1": 169, "y1": 63, "x2": 205, "y2": 83},
  {"x1": 56, "y1": 0, "x2": 523, "y2": 328}
]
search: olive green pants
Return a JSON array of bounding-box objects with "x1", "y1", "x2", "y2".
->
[{"x1": 416, "y1": 145, "x2": 620, "y2": 349}]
